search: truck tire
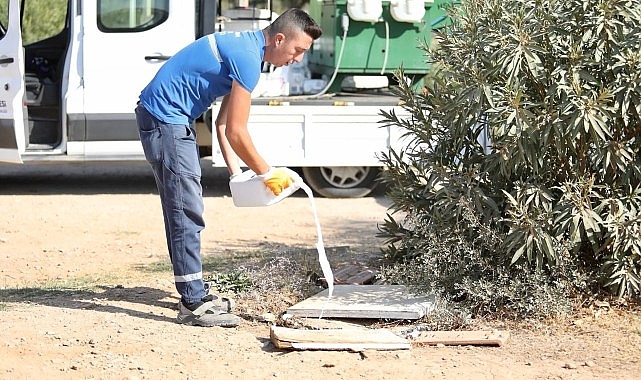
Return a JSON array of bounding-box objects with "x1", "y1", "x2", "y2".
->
[{"x1": 301, "y1": 166, "x2": 380, "y2": 198}]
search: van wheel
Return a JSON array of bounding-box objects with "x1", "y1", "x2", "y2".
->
[{"x1": 301, "y1": 166, "x2": 380, "y2": 198}]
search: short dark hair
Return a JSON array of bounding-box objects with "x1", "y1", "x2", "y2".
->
[{"x1": 268, "y1": 8, "x2": 322, "y2": 40}]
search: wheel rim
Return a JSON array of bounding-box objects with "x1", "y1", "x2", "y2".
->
[{"x1": 319, "y1": 166, "x2": 371, "y2": 189}]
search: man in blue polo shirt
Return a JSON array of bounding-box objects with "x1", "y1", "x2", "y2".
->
[{"x1": 135, "y1": 9, "x2": 322, "y2": 327}]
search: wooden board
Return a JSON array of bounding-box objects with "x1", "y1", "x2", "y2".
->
[
  {"x1": 287, "y1": 285, "x2": 435, "y2": 319},
  {"x1": 412, "y1": 330, "x2": 510, "y2": 347},
  {"x1": 270, "y1": 326, "x2": 411, "y2": 351}
]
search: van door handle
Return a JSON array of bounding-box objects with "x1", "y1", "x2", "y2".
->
[
  {"x1": 0, "y1": 57, "x2": 15, "y2": 64},
  {"x1": 144, "y1": 54, "x2": 171, "y2": 61}
]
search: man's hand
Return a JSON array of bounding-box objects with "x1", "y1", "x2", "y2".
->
[{"x1": 259, "y1": 167, "x2": 294, "y2": 195}]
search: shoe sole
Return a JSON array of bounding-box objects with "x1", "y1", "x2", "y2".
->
[{"x1": 176, "y1": 314, "x2": 241, "y2": 327}]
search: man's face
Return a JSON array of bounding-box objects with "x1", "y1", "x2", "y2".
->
[{"x1": 269, "y1": 31, "x2": 313, "y2": 67}]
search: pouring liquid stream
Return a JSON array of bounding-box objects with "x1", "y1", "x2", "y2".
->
[{"x1": 298, "y1": 182, "x2": 334, "y2": 319}]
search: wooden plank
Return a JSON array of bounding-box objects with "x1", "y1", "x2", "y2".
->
[
  {"x1": 412, "y1": 330, "x2": 510, "y2": 347},
  {"x1": 290, "y1": 342, "x2": 408, "y2": 350},
  {"x1": 287, "y1": 285, "x2": 435, "y2": 319},
  {"x1": 270, "y1": 326, "x2": 411, "y2": 351}
]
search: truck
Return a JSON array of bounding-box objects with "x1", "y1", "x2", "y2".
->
[{"x1": 0, "y1": 0, "x2": 447, "y2": 197}]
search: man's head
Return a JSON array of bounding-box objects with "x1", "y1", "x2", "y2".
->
[{"x1": 263, "y1": 8, "x2": 322, "y2": 67}]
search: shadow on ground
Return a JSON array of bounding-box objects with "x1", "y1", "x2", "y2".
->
[
  {"x1": 0, "y1": 160, "x2": 390, "y2": 201},
  {"x1": 0, "y1": 160, "x2": 228, "y2": 196},
  {"x1": 0, "y1": 285, "x2": 177, "y2": 324}
]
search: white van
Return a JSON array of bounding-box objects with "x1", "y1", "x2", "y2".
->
[{"x1": 0, "y1": 0, "x2": 412, "y2": 197}]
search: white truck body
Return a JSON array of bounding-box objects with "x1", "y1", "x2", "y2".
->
[
  {"x1": 0, "y1": 0, "x2": 412, "y2": 197},
  {"x1": 209, "y1": 100, "x2": 406, "y2": 168}
]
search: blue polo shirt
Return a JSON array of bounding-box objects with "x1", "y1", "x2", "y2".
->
[{"x1": 139, "y1": 30, "x2": 265, "y2": 125}]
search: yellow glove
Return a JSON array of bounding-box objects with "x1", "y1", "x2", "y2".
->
[{"x1": 258, "y1": 167, "x2": 293, "y2": 196}]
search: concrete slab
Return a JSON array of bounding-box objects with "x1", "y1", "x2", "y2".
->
[{"x1": 287, "y1": 285, "x2": 436, "y2": 319}]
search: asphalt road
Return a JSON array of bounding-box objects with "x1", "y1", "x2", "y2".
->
[{"x1": 0, "y1": 160, "x2": 388, "y2": 198}]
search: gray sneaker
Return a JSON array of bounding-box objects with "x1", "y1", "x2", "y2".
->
[
  {"x1": 174, "y1": 290, "x2": 235, "y2": 312},
  {"x1": 177, "y1": 295, "x2": 241, "y2": 327}
]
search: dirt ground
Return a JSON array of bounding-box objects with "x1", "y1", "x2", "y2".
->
[{"x1": 1, "y1": 161, "x2": 640, "y2": 380}]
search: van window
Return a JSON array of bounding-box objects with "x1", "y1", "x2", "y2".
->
[
  {"x1": 0, "y1": 0, "x2": 7, "y2": 41},
  {"x1": 20, "y1": 0, "x2": 67, "y2": 45},
  {"x1": 98, "y1": 0, "x2": 169, "y2": 32}
]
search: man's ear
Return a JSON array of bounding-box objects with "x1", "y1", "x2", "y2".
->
[{"x1": 275, "y1": 33, "x2": 285, "y2": 46}]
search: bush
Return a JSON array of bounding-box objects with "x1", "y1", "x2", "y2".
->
[{"x1": 378, "y1": 0, "x2": 641, "y2": 317}]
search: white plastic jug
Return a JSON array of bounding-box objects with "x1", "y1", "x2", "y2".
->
[{"x1": 229, "y1": 168, "x2": 302, "y2": 207}]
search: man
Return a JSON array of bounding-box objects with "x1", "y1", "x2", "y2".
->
[{"x1": 135, "y1": 9, "x2": 322, "y2": 327}]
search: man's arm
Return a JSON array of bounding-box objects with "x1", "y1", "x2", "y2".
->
[
  {"x1": 215, "y1": 95, "x2": 242, "y2": 177},
  {"x1": 223, "y1": 80, "x2": 270, "y2": 176}
]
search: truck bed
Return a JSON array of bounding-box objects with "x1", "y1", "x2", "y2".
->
[
  {"x1": 211, "y1": 91, "x2": 409, "y2": 168},
  {"x1": 250, "y1": 91, "x2": 403, "y2": 107}
]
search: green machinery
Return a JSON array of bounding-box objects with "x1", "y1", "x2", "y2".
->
[{"x1": 306, "y1": 0, "x2": 449, "y2": 91}]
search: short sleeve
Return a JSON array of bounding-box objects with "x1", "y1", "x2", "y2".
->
[{"x1": 225, "y1": 49, "x2": 262, "y2": 92}]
